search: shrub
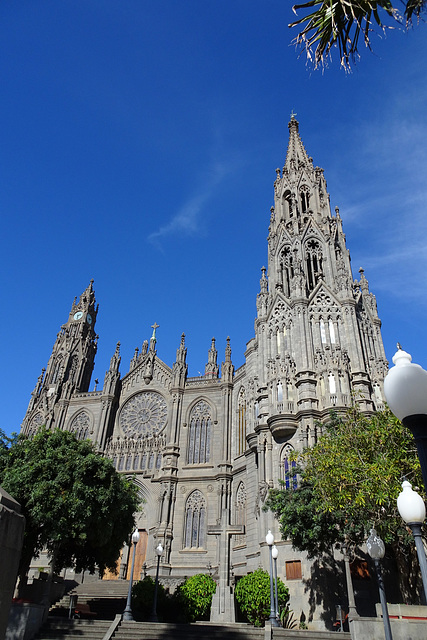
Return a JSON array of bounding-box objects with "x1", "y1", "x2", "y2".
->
[
  {"x1": 234, "y1": 568, "x2": 289, "y2": 627},
  {"x1": 175, "y1": 574, "x2": 216, "y2": 622},
  {"x1": 131, "y1": 576, "x2": 167, "y2": 621}
]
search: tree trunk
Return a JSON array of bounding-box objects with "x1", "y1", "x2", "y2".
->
[{"x1": 392, "y1": 542, "x2": 419, "y2": 604}]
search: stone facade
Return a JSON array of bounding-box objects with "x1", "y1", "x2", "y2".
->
[{"x1": 21, "y1": 117, "x2": 388, "y2": 628}]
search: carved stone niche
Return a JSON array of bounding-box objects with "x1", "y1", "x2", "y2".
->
[{"x1": 267, "y1": 414, "x2": 297, "y2": 440}]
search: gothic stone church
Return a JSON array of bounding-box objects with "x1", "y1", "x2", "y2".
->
[{"x1": 21, "y1": 117, "x2": 388, "y2": 628}]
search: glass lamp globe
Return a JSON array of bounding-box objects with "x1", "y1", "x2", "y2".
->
[
  {"x1": 366, "y1": 528, "x2": 385, "y2": 560},
  {"x1": 155, "y1": 543, "x2": 163, "y2": 556},
  {"x1": 266, "y1": 530, "x2": 274, "y2": 546},
  {"x1": 397, "y1": 480, "x2": 426, "y2": 524},
  {"x1": 272, "y1": 545, "x2": 279, "y2": 560},
  {"x1": 384, "y1": 348, "x2": 427, "y2": 421},
  {"x1": 132, "y1": 529, "x2": 140, "y2": 544}
]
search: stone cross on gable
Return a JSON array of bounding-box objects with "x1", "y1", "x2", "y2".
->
[
  {"x1": 151, "y1": 322, "x2": 159, "y2": 340},
  {"x1": 208, "y1": 516, "x2": 244, "y2": 622}
]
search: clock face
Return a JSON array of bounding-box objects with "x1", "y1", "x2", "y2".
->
[
  {"x1": 87, "y1": 313, "x2": 92, "y2": 325},
  {"x1": 73, "y1": 311, "x2": 83, "y2": 321}
]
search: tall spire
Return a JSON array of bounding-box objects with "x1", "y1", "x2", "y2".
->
[
  {"x1": 172, "y1": 333, "x2": 188, "y2": 387},
  {"x1": 221, "y1": 337, "x2": 234, "y2": 383},
  {"x1": 205, "y1": 337, "x2": 219, "y2": 379},
  {"x1": 283, "y1": 114, "x2": 311, "y2": 173}
]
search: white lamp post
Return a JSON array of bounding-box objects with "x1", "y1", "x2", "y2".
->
[
  {"x1": 384, "y1": 346, "x2": 427, "y2": 492},
  {"x1": 366, "y1": 529, "x2": 393, "y2": 640},
  {"x1": 150, "y1": 542, "x2": 163, "y2": 622},
  {"x1": 266, "y1": 530, "x2": 279, "y2": 627},
  {"x1": 272, "y1": 545, "x2": 279, "y2": 621},
  {"x1": 397, "y1": 480, "x2": 427, "y2": 601},
  {"x1": 123, "y1": 529, "x2": 140, "y2": 621}
]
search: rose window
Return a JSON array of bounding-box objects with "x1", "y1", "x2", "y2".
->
[{"x1": 120, "y1": 392, "x2": 167, "y2": 437}]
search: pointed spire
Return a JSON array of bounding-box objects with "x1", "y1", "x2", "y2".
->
[
  {"x1": 260, "y1": 266, "x2": 268, "y2": 294},
  {"x1": 172, "y1": 333, "x2": 187, "y2": 387},
  {"x1": 221, "y1": 337, "x2": 234, "y2": 383},
  {"x1": 283, "y1": 114, "x2": 311, "y2": 173},
  {"x1": 176, "y1": 333, "x2": 187, "y2": 365},
  {"x1": 130, "y1": 347, "x2": 139, "y2": 370},
  {"x1": 103, "y1": 341, "x2": 121, "y2": 395},
  {"x1": 358, "y1": 267, "x2": 369, "y2": 295},
  {"x1": 205, "y1": 337, "x2": 219, "y2": 379},
  {"x1": 225, "y1": 336, "x2": 232, "y2": 362},
  {"x1": 109, "y1": 341, "x2": 121, "y2": 373}
]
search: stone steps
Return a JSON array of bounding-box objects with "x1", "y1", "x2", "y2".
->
[
  {"x1": 34, "y1": 618, "x2": 111, "y2": 640},
  {"x1": 273, "y1": 630, "x2": 351, "y2": 640},
  {"x1": 115, "y1": 622, "x2": 265, "y2": 640},
  {"x1": 36, "y1": 617, "x2": 352, "y2": 640},
  {"x1": 51, "y1": 580, "x2": 130, "y2": 620}
]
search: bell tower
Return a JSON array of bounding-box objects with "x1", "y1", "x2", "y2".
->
[
  {"x1": 22, "y1": 280, "x2": 99, "y2": 434},
  {"x1": 249, "y1": 115, "x2": 387, "y2": 443}
]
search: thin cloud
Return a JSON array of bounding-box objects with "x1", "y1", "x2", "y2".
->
[{"x1": 148, "y1": 160, "x2": 230, "y2": 246}]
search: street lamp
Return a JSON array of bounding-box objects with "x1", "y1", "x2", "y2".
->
[
  {"x1": 397, "y1": 480, "x2": 427, "y2": 601},
  {"x1": 272, "y1": 545, "x2": 279, "y2": 621},
  {"x1": 150, "y1": 542, "x2": 163, "y2": 622},
  {"x1": 266, "y1": 531, "x2": 279, "y2": 627},
  {"x1": 366, "y1": 529, "x2": 393, "y2": 640},
  {"x1": 123, "y1": 529, "x2": 140, "y2": 621},
  {"x1": 384, "y1": 346, "x2": 427, "y2": 492}
]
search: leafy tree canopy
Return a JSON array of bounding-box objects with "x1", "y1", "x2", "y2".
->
[
  {"x1": 0, "y1": 427, "x2": 140, "y2": 589},
  {"x1": 266, "y1": 406, "x2": 423, "y2": 559},
  {"x1": 290, "y1": 0, "x2": 426, "y2": 69}
]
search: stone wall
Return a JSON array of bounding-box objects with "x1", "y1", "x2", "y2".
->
[{"x1": 0, "y1": 487, "x2": 25, "y2": 640}]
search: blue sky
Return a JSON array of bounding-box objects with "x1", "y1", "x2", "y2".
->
[{"x1": 1, "y1": 1, "x2": 427, "y2": 435}]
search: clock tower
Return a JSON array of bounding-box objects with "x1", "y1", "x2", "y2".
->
[{"x1": 22, "y1": 280, "x2": 99, "y2": 434}]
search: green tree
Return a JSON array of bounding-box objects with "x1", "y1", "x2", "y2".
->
[
  {"x1": 290, "y1": 0, "x2": 426, "y2": 69},
  {"x1": 234, "y1": 568, "x2": 289, "y2": 626},
  {"x1": 0, "y1": 427, "x2": 140, "y2": 593},
  {"x1": 266, "y1": 406, "x2": 424, "y2": 600}
]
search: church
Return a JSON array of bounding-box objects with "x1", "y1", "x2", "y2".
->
[{"x1": 21, "y1": 116, "x2": 388, "y2": 627}]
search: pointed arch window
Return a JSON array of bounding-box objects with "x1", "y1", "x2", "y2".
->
[
  {"x1": 300, "y1": 187, "x2": 310, "y2": 213},
  {"x1": 280, "y1": 246, "x2": 294, "y2": 297},
  {"x1": 329, "y1": 319, "x2": 336, "y2": 344},
  {"x1": 237, "y1": 388, "x2": 247, "y2": 456},
  {"x1": 65, "y1": 354, "x2": 79, "y2": 384},
  {"x1": 51, "y1": 356, "x2": 62, "y2": 384},
  {"x1": 283, "y1": 190, "x2": 293, "y2": 218},
  {"x1": 184, "y1": 490, "x2": 206, "y2": 548},
  {"x1": 69, "y1": 411, "x2": 90, "y2": 440},
  {"x1": 305, "y1": 239, "x2": 323, "y2": 292},
  {"x1": 187, "y1": 401, "x2": 211, "y2": 464},
  {"x1": 320, "y1": 319, "x2": 327, "y2": 344},
  {"x1": 281, "y1": 446, "x2": 297, "y2": 489},
  {"x1": 234, "y1": 482, "x2": 246, "y2": 547}
]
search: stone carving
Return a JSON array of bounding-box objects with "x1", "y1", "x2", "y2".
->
[{"x1": 119, "y1": 392, "x2": 167, "y2": 437}]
